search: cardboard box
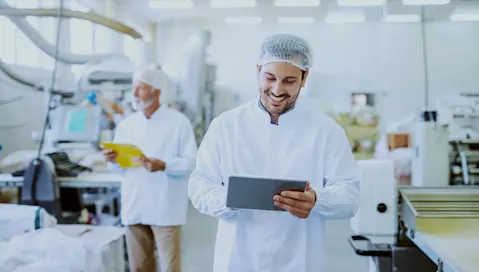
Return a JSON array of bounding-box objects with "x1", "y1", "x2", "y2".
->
[{"x1": 388, "y1": 133, "x2": 410, "y2": 150}]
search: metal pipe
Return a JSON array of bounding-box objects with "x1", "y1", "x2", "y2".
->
[
  {"x1": 0, "y1": 57, "x2": 74, "y2": 98},
  {"x1": 0, "y1": 1, "x2": 141, "y2": 65},
  {"x1": 419, "y1": 7, "x2": 430, "y2": 110},
  {"x1": 0, "y1": 8, "x2": 142, "y2": 39}
]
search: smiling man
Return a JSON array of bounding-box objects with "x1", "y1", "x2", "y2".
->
[{"x1": 188, "y1": 34, "x2": 360, "y2": 272}]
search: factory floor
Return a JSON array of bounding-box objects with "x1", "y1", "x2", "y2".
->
[{"x1": 180, "y1": 202, "x2": 369, "y2": 272}]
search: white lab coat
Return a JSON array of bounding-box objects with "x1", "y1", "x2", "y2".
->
[
  {"x1": 188, "y1": 99, "x2": 360, "y2": 272},
  {"x1": 109, "y1": 105, "x2": 197, "y2": 226}
]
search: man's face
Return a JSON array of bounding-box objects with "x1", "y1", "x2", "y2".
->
[
  {"x1": 132, "y1": 81, "x2": 159, "y2": 110},
  {"x1": 257, "y1": 62, "x2": 308, "y2": 115}
]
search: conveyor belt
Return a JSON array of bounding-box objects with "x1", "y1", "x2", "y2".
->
[
  {"x1": 399, "y1": 187, "x2": 479, "y2": 272},
  {"x1": 414, "y1": 218, "x2": 479, "y2": 272}
]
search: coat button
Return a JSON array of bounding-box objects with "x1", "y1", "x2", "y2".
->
[{"x1": 221, "y1": 182, "x2": 224, "y2": 186}]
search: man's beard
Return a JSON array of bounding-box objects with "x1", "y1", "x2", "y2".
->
[
  {"x1": 260, "y1": 88, "x2": 301, "y2": 114},
  {"x1": 131, "y1": 97, "x2": 154, "y2": 111}
]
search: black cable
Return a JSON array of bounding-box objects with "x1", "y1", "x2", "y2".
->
[{"x1": 36, "y1": 0, "x2": 64, "y2": 160}]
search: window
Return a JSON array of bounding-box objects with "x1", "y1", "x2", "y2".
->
[
  {"x1": 39, "y1": 18, "x2": 57, "y2": 69},
  {"x1": 15, "y1": 29, "x2": 42, "y2": 67},
  {"x1": 124, "y1": 36, "x2": 142, "y2": 66},
  {"x1": 94, "y1": 25, "x2": 112, "y2": 54},
  {"x1": 69, "y1": 1, "x2": 89, "y2": 12},
  {"x1": 70, "y1": 18, "x2": 94, "y2": 55},
  {"x1": 0, "y1": 17, "x2": 16, "y2": 63},
  {"x1": 0, "y1": 0, "x2": 59, "y2": 69}
]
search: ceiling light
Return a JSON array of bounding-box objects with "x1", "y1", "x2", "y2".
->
[
  {"x1": 384, "y1": 14, "x2": 421, "y2": 23},
  {"x1": 451, "y1": 12, "x2": 479, "y2": 22},
  {"x1": 325, "y1": 11, "x2": 365, "y2": 24},
  {"x1": 402, "y1": 0, "x2": 449, "y2": 6},
  {"x1": 338, "y1": 0, "x2": 384, "y2": 7},
  {"x1": 148, "y1": 0, "x2": 194, "y2": 9},
  {"x1": 210, "y1": 0, "x2": 256, "y2": 8},
  {"x1": 278, "y1": 17, "x2": 316, "y2": 24},
  {"x1": 274, "y1": 0, "x2": 320, "y2": 7},
  {"x1": 225, "y1": 17, "x2": 262, "y2": 25}
]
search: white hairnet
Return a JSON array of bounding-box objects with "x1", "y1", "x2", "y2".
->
[
  {"x1": 258, "y1": 34, "x2": 313, "y2": 71},
  {"x1": 133, "y1": 67, "x2": 174, "y2": 104}
]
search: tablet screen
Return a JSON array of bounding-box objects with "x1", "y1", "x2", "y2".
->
[{"x1": 226, "y1": 176, "x2": 307, "y2": 211}]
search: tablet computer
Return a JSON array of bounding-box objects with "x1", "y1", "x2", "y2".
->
[{"x1": 226, "y1": 176, "x2": 307, "y2": 211}]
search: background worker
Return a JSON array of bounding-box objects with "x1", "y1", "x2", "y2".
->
[
  {"x1": 188, "y1": 34, "x2": 360, "y2": 272},
  {"x1": 103, "y1": 67, "x2": 197, "y2": 272}
]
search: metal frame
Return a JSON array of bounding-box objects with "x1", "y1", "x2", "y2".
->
[
  {"x1": 398, "y1": 187, "x2": 479, "y2": 272},
  {"x1": 0, "y1": 174, "x2": 121, "y2": 189}
]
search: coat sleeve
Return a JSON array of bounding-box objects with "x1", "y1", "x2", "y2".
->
[
  {"x1": 163, "y1": 119, "x2": 198, "y2": 177},
  {"x1": 188, "y1": 118, "x2": 237, "y2": 220},
  {"x1": 311, "y1": 125, "x2": 360, "y2": 219},
  {"x1": 106, "y1": 122, "x2": 126, "y2": 174}
]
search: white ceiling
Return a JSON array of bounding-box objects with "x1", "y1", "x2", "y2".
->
[{"x1": 116, "y1": 0, "x2": 479, "y2": 24}]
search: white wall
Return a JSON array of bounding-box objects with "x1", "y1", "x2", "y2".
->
[{"x1": 157, "y1": 21, "x2": 479, "y2": 127}]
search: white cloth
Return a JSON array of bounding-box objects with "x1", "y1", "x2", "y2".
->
[
  {"x1": 108, "y1": 105, "x2": 197, "y2": 226},
  {"x1": 188, "y1": 99, "x2": 360, "y2": 272}
]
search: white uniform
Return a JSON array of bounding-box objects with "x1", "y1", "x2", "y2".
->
[
  {"x1": 189, "y1": 99, "x2": 360, "y2": 272},
  {"x1": 109, "y1": 105, "x2": 197, "y2": 226}
]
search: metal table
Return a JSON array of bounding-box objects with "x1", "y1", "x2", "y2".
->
[
  {"x1": 0, "y1": 172, "x2": 123, "y2": 224},
  {"x1": 0, "y1": 172, "x2": 123, "y2": 188}
]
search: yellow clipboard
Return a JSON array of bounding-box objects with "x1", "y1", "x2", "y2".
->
[{"x1": 100, "y1": 141, "x2": 144, "y2": 168}]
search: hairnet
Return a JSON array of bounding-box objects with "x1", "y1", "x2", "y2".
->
[
  {"x1": 258, "y1": 34, "x2": 313, "y2": 71},
  {"x1": 133, "y1": 67, "x2": 174, "y2": 104}
]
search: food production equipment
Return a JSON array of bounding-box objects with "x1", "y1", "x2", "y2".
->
[
  {"x1": 436, "y1": 93, "x2": 479, "y2": 185},
  {"x1": 350, "y1": 159, "x2": 479, "y2": 272}
]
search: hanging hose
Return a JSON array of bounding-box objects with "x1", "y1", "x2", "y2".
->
[{"x1": 36, "y1": 0, "x2": 64, "y2": 159}]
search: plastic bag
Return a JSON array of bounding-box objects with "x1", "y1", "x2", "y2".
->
[
  {"x1": 0, "y1": 228, "x2": 102, "y2": 272},
  {"x1": 0, "y1": 204, "x2": 57, "y2": 242}
]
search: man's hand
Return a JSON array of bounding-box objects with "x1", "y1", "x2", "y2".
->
[
  {"x1": 135, "y1": 155, "x2": 166, "y2": 172},
  {"x1": 103, "y1": 149, "x2": 118, "y2": 163},
  {"x1": 273, "y1": 181, "x2": 317, "y2": 219}
]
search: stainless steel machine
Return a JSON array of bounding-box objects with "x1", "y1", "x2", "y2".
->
[
  {"x1": 0, "y1": 1, "x2": 137, "y2": 224},
  {"x1": 350, "y1": 160, "x2": 479, "y2": 272}
]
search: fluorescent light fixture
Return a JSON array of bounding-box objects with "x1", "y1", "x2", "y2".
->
[
  {"x1": 338, "y1": 0, "x2": 384, "y2": 7},
  {"x1": 210, "y1": 0, "x2": 256, "y2": 8},
  {"x1": 402, "y1": 0, "x2": 449, "y2": 6},
  {"x1": 451, "y1": 9, "x2": 479, "y2": 22},
  {"x1": 278, "y1": 17, "x2": 316, "y2": 24},
  {"x1": 148, "y1": 0, "x2": 194, "y2": 9},
  {"x1": 451, "y1": 13, "x2": 479, "y2": 22},
  {"x1": 325, "y1": 11, "x2": 365, "y2": 24},
  {"x1": 274, "y1": 0, "x2": 320, "y2": 7},
  {"x1": 384, "y1": 14, "x2": 421, "y2": 23},
  {"x1": 225, "y1": 17, "x2": 262, "y2": 25}
]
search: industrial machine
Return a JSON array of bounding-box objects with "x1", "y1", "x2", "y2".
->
[
  {"x1": 436, "y1": 93, "x2": 479, "y2": 185},
  {"x1": 0, "y1": 1, "x2": 138, "y2": 224},
  {"x1": 387, "y1": 93, "x2": 479, "y2": 187},
  {"x1": 411, "y1": 110, "x2": 450, "y2": 187},
  {"x1": 350, "y1": 159, "x2": 479, "y2": 272},
  {"x1": 165, "y1": 30, "x2": 217, "y2": 143}
]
